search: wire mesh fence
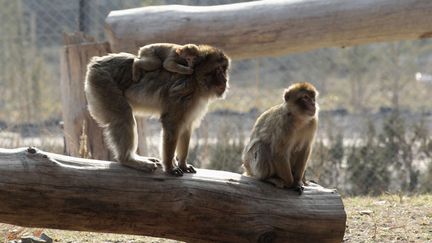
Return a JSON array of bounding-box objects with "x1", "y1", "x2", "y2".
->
[{"x1": 0, "y1": 0, "x2": 431, "y2": 195}]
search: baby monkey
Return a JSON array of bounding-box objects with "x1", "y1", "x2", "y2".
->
[{"x1": 133, "y1": 43, "x2": 200, "y2": 82}]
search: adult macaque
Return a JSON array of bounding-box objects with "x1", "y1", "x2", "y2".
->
[
  {"x1": 132, "y1": 43, "x2": 200, "y2": 82},
  {"x1": 85, "y1": 45, "x2": 230, "y2": 176},
  {"x1": 242, "y1": 82, "x2": 319, "y2": 194}
]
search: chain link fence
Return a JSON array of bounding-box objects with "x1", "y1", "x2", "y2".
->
[{"x1": 0, "y1": 0, "x2": 432, "y2": 195}]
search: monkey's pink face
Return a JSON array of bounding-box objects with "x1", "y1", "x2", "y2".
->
[
  {"x1": 296, "y1": 92, "x2": 316, "y2": 116},
  {"x1": 185, "y1": 56, "x2": 197, "y2": 67},
  {"x1": 193, "y1": 49, "x2": 230, "y2": 98},
  {"x1": 212, "y1": 65, "x2": 229, "y2": 97},
  {"x1": 196, "y1": 58, "x2": 230, "y2": 97}
]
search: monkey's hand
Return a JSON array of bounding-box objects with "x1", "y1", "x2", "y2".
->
[
  {"x1": 167, "y1": 166, "x2": 184, "y2": 177},
  {"x1": 293, "y1": 182, "x2": 305, "y2": 195},
  {"x1": 179, "y1": 164, "x2": 197, "y2": 173},
  {"x1": 183, "y1": 67, "x2": 194, "y2": 75}
]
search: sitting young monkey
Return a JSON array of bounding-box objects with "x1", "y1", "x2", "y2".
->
[
  {"x1": 132, "y1": 43, "x2": 200, "y2": 82},
  {"x1": 242, "y1": 82, "x2": 319, "y2": 194}
]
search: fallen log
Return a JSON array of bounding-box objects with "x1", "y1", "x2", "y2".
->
[
  {"x1": 0, "y1": 147, "x2": 346, "y2": 243},
  {"x1": 105, "y1": 0, "x2": 432, "y2": 59}
]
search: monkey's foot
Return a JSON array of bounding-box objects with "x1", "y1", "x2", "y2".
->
[
  {"x1": 122, "y1": 157, "x2": 158, "y2": 172},
  {"x1": 179, "y1": 164, "x2": 196, "y2": 173},
  {"x1": 146, "y1": 157, "x2": 163, "y2": 168},
  {"x1": 147, "y1": 156, "x2": 160, "y2": 163},
  {"x1": 166, "y1": 166, "x2": 184, "y2": 177},
  {"x1": 266, "y1": 178, "x2": 286, "y2": 189},
  {"x1": 294, "y1": 185, "x2": 304, "y2": 195}
]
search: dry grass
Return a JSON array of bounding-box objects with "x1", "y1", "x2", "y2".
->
[
  {"x1": 343, "y1": 194, "x2": 432, "y2": 243},
  {"x1": 1, "y1": 194, "x2": 430, "y2": 242}
]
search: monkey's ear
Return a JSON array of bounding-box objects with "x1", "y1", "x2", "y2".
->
[
  {"x1": 283, "y1": 89, "x2": 291, "y2": 102},
  {"x1": 175, "y1": 48, "x2": 182, "y2": 55}
]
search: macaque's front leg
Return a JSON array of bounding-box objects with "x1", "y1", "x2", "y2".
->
[
  {"x1": 176, "y1": 128, "x2": 196, "y2": 173},
  {"x1": 161, "y1": 117, "x2": 184, "y2": 176}
]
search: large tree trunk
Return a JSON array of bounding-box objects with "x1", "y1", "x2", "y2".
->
[
  {"x1": 105, "y1": 0, "x2": 432, "y2": 59},
  {"x1": 0, "y1": 147, "x2": 346, "y2": 243}
]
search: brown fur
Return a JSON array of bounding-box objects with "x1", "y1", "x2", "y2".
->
[
  {"x1": 242, "y1": 82, "x2": 319, "y2": 194},
  {"x1": 84, "y1": 46, "x2": 230, "y2": 176},
  {"x1": 133, "y1": 43, "x2": 200, "y2": 82}
]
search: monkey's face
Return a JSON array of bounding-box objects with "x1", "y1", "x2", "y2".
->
[
  {"x1": 213, "y1": 64, "x2": 230, "y2": 97},
  {"x1": 284, "y1": 82, "x2": 318, "y2": 117},
  {"x1": 179, "y1": 45, "x2": 200, "y2": 67},
  {"x1": 195, "y1": 52, "x2": 230, "y2": 98},
  {"x1": 185, "y1": 55, "x2": 197, "y2": 67},
  {"x1": 295, "y1": 91, "x2": 317, "y2": 116}
]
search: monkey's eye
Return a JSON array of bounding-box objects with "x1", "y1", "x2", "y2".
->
[{"x1": 301, "y1": 94, "x2": 314, "y2": 103}]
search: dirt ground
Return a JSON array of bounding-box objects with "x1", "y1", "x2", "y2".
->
[
  {"x1": 1, "y1": 194, "x2": 431, "y2": 242},
  {"x1": 343, "y1": 194, "x2": 432, "y2": 242}
]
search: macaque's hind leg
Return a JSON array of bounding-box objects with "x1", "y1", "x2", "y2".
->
[
  {"x1": 265, "y1": 177, "x2": 287, "y2": 188},
  {"x1": 266, "y1": 177, "x2": 303, "y2": 194},
  {"x1": 86, "y1": 71, "x2": 158, "y2": 172},
  {"x1": 107, "y1": 115, "x2": 159, "y2": 172},
  {"x1": 247, "y1": 142, "x2": 273, "y2": 179},
  {"x1": 133, "y1": 57, "x2": 162, "y2": 82},
  {"x1": 271, "y1": 156, "x2": 304, "y2": 194},
  {"x1": 176, "y1": 128, "x2": 196, "y2": 173},
  {"x1": 273, "y1": 156, "x2": 294, "y2": 187}
]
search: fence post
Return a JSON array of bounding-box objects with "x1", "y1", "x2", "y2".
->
[{"x1": 60, "y1": 33, "x2": 111, "y2": 160}]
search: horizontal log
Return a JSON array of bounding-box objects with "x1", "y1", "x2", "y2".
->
[
  {"x1": 105, "y1": 0, "x2": 432, "y2": 59},
  {"x1": 0, "y1": 147, "x2": 345, "y2": 243}
]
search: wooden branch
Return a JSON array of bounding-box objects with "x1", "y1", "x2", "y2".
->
[
  {"x1": 0, "y1": 147, "x2": 346, "y2": 243},
  {"x1": 105, "y1": 0, "x2": 432, "y2": 59}
]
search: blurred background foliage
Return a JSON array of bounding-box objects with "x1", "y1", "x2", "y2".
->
[{"x1": 0, "y1": 0, "x2": 431, "y2": 195}]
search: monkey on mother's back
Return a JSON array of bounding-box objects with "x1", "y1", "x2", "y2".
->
[
  {"x1": 132, "y1": 43, "x2": 201, "y2": 82},
  {"x1": 85, "y1": 44, "x2": 230, "y2": 176},
  {"x1": 242, "y1": 82, "x2": 319, "y2": 194}
]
